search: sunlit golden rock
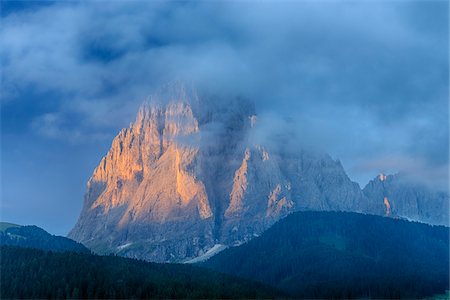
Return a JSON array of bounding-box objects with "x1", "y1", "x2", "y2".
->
[{"x1": 384, "y1": 197, "x2": 391, "y2": 216}]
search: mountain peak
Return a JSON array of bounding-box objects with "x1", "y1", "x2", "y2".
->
[{"x1": 68, "y1": 85, "x2": 449, "y2": 262}]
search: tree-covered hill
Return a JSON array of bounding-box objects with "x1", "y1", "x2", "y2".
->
[
  {"x1": 204, "y1": 211, "x2": 449, "y2": 299},
  {"x1": 0, "y1": 222, "x2": 89, "y2": 253},
  {"x1": 1, "y1": 246, "x2": 279, "y2": 299}
]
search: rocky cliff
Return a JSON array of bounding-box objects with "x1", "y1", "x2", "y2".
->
[
  {"x1": 69, "y1": 84, "x2": 449, "y2": 262},
  {"x1": 363, "y1": 173, "x2": 449, "y2": 226}
]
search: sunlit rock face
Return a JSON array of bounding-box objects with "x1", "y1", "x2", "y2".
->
[
  {"x1": 69, "y1": 84, "x2": 449, "y2": 262},
  {"x1": 222, "y1": 145, "x2": 295, "y2": 244},
  {"x1": 363, "y1": 173, "x2": 449, "y2": 226},
  {"x1": 69, "y1": 85, "x2": 215, "y2": 261}
]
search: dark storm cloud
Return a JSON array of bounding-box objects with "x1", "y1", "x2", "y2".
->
[{"x1": 1, "y1": 1, "x2": 448, "y2": 233}]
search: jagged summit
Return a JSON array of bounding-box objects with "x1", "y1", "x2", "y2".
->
[
  {"x1": 69, "y1": 85, "x2": 449, "y2": 262},
  {"x1": 363, "y1": 173, "x2": 449, "y2": 225},
  {"x1": 69, "y1": 87, "x2": 260, "y2": 261}
]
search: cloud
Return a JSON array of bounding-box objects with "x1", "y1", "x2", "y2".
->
[
  {"x1": 352, "y1": 154, "x2": 449, "y2": 191},
  {"x1": 31, "y1": 113, "x2": 65, "y2": 139},
  {"x1": 30, "y1": 112, "x2": 110, "y2": 143},
  {"x1": 1, "y1": 0, "x2": 448, "y2": 190}
]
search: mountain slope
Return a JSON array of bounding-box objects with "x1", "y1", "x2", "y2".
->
[
  {"x1": 1, "y1": 246, "x2": 279, "y2": 299},
  {"x1": 203, "y1": 211, "x2": 449, "y2": 299},
  {"x1": 0, "y1": 222, "x2": 89, "y2": 253}
]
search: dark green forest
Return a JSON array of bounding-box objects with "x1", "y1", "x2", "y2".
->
[
  {"x1": 2, "y1": 212, "x2": 448, "y2": 299},
  {"x1": 1, "y1": 246, "x2": 279, "y2": 299},
  {"x1": 0, "y1": 223, "x2": 89, "y2": 253},
  {"x1": 204, "y1": 211, "x2": 449, "y2": 299}
]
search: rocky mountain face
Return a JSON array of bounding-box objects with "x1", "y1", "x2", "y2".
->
[
  {"x1": 69, "y1": 84, "x2": 449, "y2": 262},
  {"x1": 363, "y1": 174, "x2": 449, "y2": 226}
]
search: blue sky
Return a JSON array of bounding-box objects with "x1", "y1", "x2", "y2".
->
[{"x1": 1, "y1": 1, "x2": 448, "y2": 235}]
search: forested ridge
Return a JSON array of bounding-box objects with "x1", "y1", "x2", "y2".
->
[
  {"x1": 2, "y1": 212, "x2": 448, "y2": 299},
  {"x1": 0, "y1": 223, "x2": 89, "y2": 253},
  {"x1": 204, "y1": 211, "x2": 449, "y2": 299},
  {"x1": 1, "y1": 246, "x2": 279, "y2": 299}
]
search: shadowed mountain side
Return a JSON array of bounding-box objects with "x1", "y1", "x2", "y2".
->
[
  {"x1": 203, "y1": 211, "x2": 449, "y2": 299},
  {"x1": 0, "y1": 222, "x2": 89, "y2": 253},
  {"x1": 363, "y1": 173, "x2": 449, "y2": 225}
]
